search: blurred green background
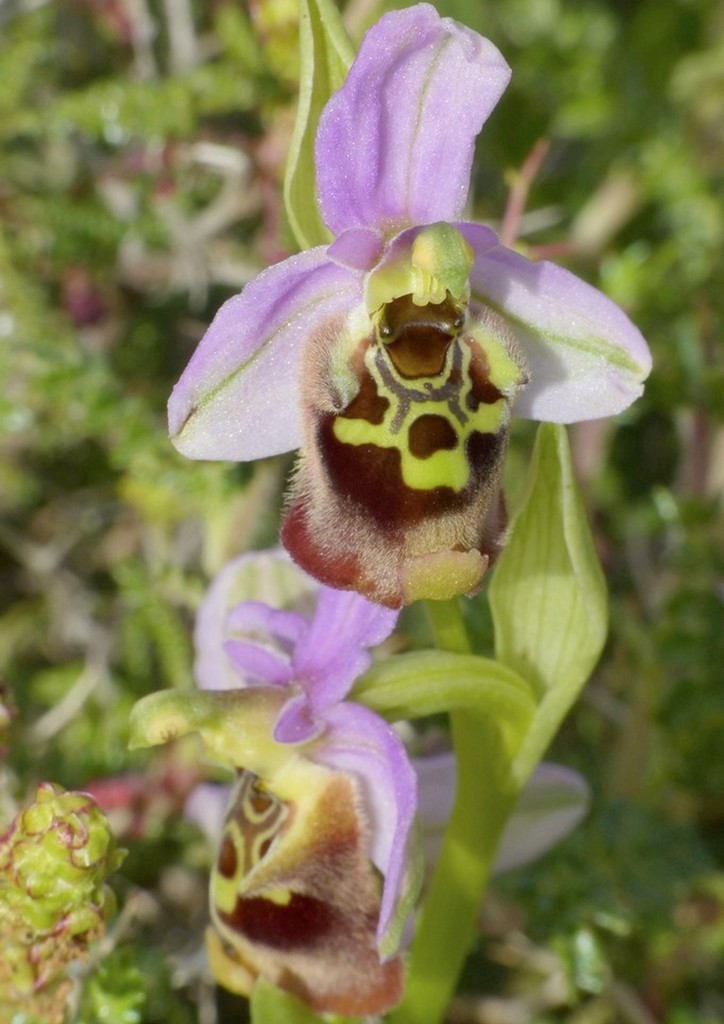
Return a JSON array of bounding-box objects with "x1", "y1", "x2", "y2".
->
[{"x1": 0, "y1": 0, "x2": 722, "y2": 1021}]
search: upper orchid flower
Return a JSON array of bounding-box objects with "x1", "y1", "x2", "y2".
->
[
  {"x1": 129, "y1": 551, "x2": 418, "y2": 1016},
  {"x1": 168, "y1": 4, "x2": 651, "y2": 608}
]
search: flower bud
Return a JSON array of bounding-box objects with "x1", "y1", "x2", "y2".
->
[{"x1": 0, "y1": 782, "x2": 125, "y2": 1020}]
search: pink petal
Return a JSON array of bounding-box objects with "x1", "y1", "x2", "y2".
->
[
  {"x1": 415, "y1": 754, "x2": 590, "y2": 874},
  {"x1": 223, "y1": 639, "x2": 293, "y2": 687},
  {"x1": 226, "y1": 602, "x2": 309, "y2": 651},
  {"x1": 327, "y1": 227, "x2": 385, "y2": 271},
  {"x1": 193, "y1": 551, "x2": 318, "y2": 691},
  {"x1": 292, "y1": 587, "x2": 399, "y2": 713},
  {"x1": 184, "y1": 781, "x2": 230, "y2": 844},
  {"x1": 168, "y1": 248, "x2": 362, "y2": 460},
  {"x1": 273, "y1": 693, "x2": 324, "y2": 744},
  {"x1": 494, "y1": 763, "x2": 590, "y2": 873}
]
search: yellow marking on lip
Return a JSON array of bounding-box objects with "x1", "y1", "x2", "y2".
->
[
  {"x1": 479, "y1": 325, "x2": 525, "y2": 394},
  {"x1": 333, "y1": 398, "x2": 505, "y2": 492},
  {"x1": 212, "y1": 823, "x2": 245, "y2": 914},
  {"x1": 259, "y1": 887, "x2": 292, "y2": 906},
  {"x1": 332, "y1": 339, "x2": 512, "y2": 493}
]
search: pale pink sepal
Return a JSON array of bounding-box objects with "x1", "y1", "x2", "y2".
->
[
  {"x1": 314, "y1": 702, "x2": 417, "y2": 950},
  {"x1": 468, "y1": 243, "x2": 652, "y2": 422},
  {"x1": 193, "y1": 551, "x2": 317, "y2": 692},
  {"x1": 168, "y1": 248, "x2": 362, "y2": 460},
  {"x1": 415, "y1": 754, "x2": 590, "y2": 874},
  {"x1": 315, "y1": 4, "x2": 511, "y2": 237}
]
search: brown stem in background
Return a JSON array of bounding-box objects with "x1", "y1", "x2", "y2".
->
[{"x1": 500, "y1": 139, "x2": 551, "y2": 248}]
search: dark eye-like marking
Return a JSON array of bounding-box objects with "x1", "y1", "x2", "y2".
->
[{"x1": 408, "y1": 414, "x2": 458, "y2": 458}]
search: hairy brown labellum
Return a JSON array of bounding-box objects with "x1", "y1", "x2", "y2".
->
[
  {"x1": 282, "y1": 293, "x2": 527, "y2": 607},
  {"x1": 207, "y1": 767, "x2": 403, "y2": 1016}
]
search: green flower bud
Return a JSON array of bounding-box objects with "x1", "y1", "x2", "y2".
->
[
  {"x1": 1, "y1": 782, "x2": 124, "y2": 933},
  {"x1": 0, "y1": 782, "x2": 126, "y2": 1019}
]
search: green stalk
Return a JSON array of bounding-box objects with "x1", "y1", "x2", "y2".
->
[{"x1": 389, "y1": 599, "x2": 519, "y2": 1024}]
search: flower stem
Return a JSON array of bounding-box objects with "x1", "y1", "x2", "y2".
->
[{"x1": 388, "y1": 599, "x2": 518, "y2": 1024}]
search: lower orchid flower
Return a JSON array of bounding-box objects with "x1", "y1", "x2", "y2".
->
[
  {"x1": 129, "y1": 551, "x2": 419, "y2": 1016},
  {"x1": 188, "y1": 758, "x2": 590, "y2": 916},
  {"x1": 167, "y1": 3, "x2": 651, "y2": 608}
]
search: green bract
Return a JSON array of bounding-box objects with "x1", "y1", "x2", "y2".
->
[
  {"x1": 489, "y1": 423, "x2": 608, "y2": 783},
  {"x1": 251, "y1": 977, "x2": 361, "y2": 1024},
  {"x1": 353, "y1": 650, "x2": 535, "y2": 758},
  {"x1": 283, "y1": 0, "x2": 353, "y2": 250}
]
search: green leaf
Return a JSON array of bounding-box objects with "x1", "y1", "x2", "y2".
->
[
  {"x1": 283, "y1": 0, "x2": 355, "y2": 250},
  {"x1": 353, "y1": 649, "x2": 536, "y2": 756},
  {"x1": 250, "y1": 978, "x2": 320, "y2": 1024},
  {"x1": 250, "y1": 977, "x2": 358, "y2": 1024},
  {"x1": 489, "y1": 423, "x2": 608, "y2": 783}
]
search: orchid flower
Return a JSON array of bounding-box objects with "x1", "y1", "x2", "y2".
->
[
  {"x1": 188, "y1": 758, "x2": 590, "y2": 894},
  {"x1": 129, "y1": 551, "x2": 418, "y2": 1016},
  {"x1": 168, "y1": 3, "x2": 651, "y2": 609}
]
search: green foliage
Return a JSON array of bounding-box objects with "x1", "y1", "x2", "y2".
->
[
  {"x1": 507, "y1": 801, "x2": 713, "y2": 942},
  {"x1": 76, "y1": 949, "x2": 147, "y2": 1024}
]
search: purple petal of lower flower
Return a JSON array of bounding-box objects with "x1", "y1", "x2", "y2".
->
[
  {"x1": 193, "y1": 551, "x2": 318, "y2": 691},
  {"x1": 316, "y1": 4, "x2": 511, "y2": 236},
  {"x1": 226, "y1": 601, "x2": 310, "y2": 652},
  {"x1": 223, "y1": 639, "x2": 293, "y2": 687},
  {"x1": 273, "y1": 693, "x2": 325, "y2": 744},
  {"x1": 168, "y1": 247, "x2": 362, "y2": 460},
  {"x1": 469, "y1": 244, "x2": 652, "y2": 421},
  {"x1": 313, "y1": 702, "x2": 417, "y2": 948},
  {"x1": 494, "y1": 763, "x2": 590, "y2": 873},
  {"x1": 292, "y1": 587, "x2": 398, "y2": 713},
  {"x1": 184, "y1": 781, "x2": 230, "y2": 845}
]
